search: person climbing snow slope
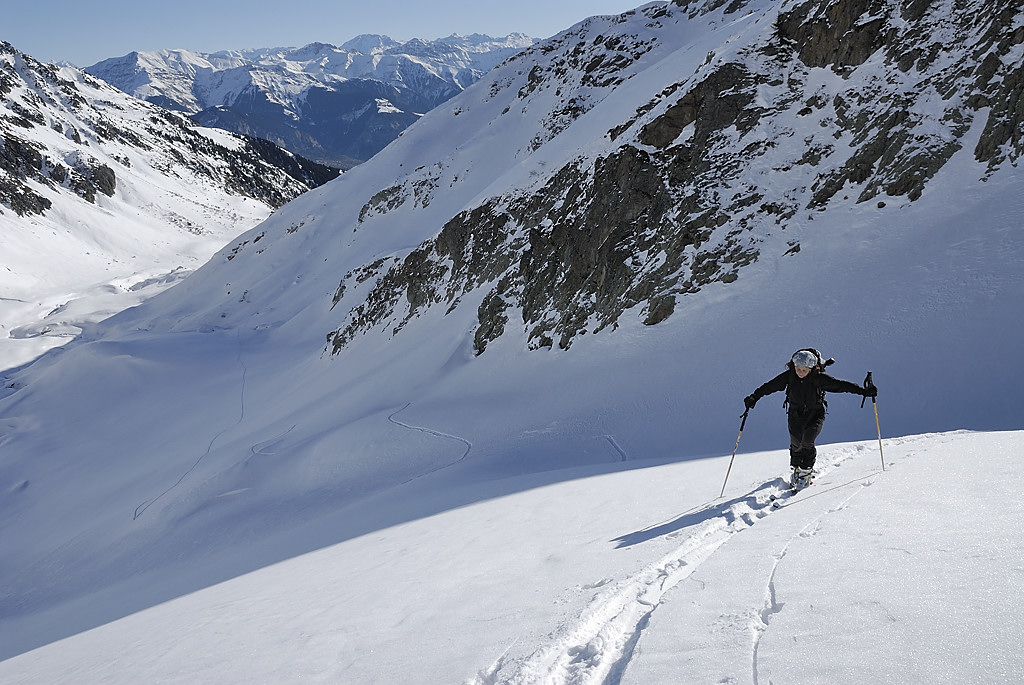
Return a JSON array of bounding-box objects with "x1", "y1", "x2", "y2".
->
[{"x1": 744, "y1": 349, "x2": 877, "y2": 489}]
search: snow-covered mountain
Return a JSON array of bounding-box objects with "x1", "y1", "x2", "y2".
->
[
  {"x1": 320, "y1": 0, "x2": 1024, "y2": 356},
  {"x1": 1, "y1": 0, "x2": 1023, "y2": 680},
  {"x1": 0, "y1": 41, "x2": 338, "y2": 369},
  {"x1": 86, "y1": 34, "x2": 537, "y2": 168}
]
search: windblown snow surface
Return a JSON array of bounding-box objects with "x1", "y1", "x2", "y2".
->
[
  {"x1": 1, "y1": 430, "x2": 1021, "y2": 684},
  {"x1": 1, "y1": 0, "x2": 1023, "y2": 683}
]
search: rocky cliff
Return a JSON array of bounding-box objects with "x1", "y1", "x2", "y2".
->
[{"x1": 324, "y1": 0, "x2": 1023, "y2": 354}]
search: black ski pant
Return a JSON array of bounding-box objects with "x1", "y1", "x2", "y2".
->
[{"x1": 788, "y1": 410, "x2": 825, "y2": 470}]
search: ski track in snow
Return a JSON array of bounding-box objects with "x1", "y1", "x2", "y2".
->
[
  {"x1": 602, "y1": 435, "x2": 630, "y2": 462},
  {"x1": 133, "y1": 337, "x2": 249, "y2": 520},
  {"x1": 387, "y1": 402, "x2": 473, "y2": 482},
  {"x1": 471, "y1": 448, "x2": 883, "y2": 685},
  {"x1": 749, "y1": 471, "x2": 876, "y2": 685}
]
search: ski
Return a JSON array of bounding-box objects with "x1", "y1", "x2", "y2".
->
[{"x1": 769, "y1": 479, "x2": 813, "y2": 508}]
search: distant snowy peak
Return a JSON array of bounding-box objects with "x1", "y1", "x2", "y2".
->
[
  {"x1": 339, "y1": 35, "x2": 403, "y2": 54},
  {"x1": 86, "y1": 34, "x2": 538, "y2": 167},
  {"x1": 0, "y1": 40, "x2": 337, "y2": 219},
  {"x1": 338, "y1": 33, "x2": 536, "y2": 58}
]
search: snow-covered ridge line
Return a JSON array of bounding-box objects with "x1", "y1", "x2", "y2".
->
[{"x1": 86, "y1": 34, "x2": 538, "y2": 168}]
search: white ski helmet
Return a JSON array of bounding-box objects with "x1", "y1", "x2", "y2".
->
[{"x1": 791, "y1": 350, "x2": 819, "y2": 369}]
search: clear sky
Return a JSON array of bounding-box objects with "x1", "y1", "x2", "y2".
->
[{"x1": 4, "y1": 0, "x2": 652, "y2": 67}]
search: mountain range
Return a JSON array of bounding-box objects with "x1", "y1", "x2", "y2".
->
[
  {"x1": 1, "y1": 0, "x2": 1022, "y2": 678},
  {"x1": 1, "y1": 40, "x2": 338, "y2": 369},
  {"x1": 85, "y1": 34, "x2": 537, "y2": 168}
]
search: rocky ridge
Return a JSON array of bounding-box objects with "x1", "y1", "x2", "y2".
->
[
  {"x1": 324, "y1": 0, "x2": 1023, "y2": 354},
  {"x1": 1, "y1": 42, "x2": 337, "y2": 221}
]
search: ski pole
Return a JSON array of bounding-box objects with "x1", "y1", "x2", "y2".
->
[
  {"x1": 720, "y1": 408, "x2": 749, "y2": 497},
  {"x1": 862, "y1": 371, "x2": 884, "y2": 471}
]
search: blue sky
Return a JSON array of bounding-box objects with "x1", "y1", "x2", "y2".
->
[{"x1": 5, "y1": 0, "x2": 651, "y2": 67}]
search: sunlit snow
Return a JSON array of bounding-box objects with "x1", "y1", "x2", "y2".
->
[{"x1": 1, "y1": 0, "x2": 1022, "y2": 683}]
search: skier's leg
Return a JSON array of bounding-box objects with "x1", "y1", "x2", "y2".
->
[
  {"x1": 788, "y1": 413, "x2": 813, "y2": 485},
  {"x1": 788, "y1": 434, "x2": 803, "y2": 468},
  {"x1": 797, "y1": 414, "x2": 825, "y2": 470},
  {"x1": 788, "y1": 413, "x2": 814, "y2": 467}
]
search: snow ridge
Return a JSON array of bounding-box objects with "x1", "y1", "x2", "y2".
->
[
  {"x1": 0, "y1": 41, "x2": 336, "y2": 370},
  {"x1": 86, "y1": 35, "x2": 536, "y2": 167}
]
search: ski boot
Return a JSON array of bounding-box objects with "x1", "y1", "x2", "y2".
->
[{"x1": 790, "y1": 467, "x2": 814, "y2": 490}]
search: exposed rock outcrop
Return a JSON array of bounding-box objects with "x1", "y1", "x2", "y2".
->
[{"x1": 326, "y1": 0, "x2": 1024, "y2": 355}]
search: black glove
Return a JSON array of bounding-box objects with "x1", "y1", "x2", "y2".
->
[
  {"x1": 862, "y1": 384, "x2": 878, "y2": 397},
  {"x1": 744, "y1": 394, "x2": 758, "y2": 409}
]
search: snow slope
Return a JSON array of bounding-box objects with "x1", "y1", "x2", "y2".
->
[
  {"x1": 1, "y1": 0, "x2": 1022, "y2": 680},
  {"x1": 0, "y1": 146, "x2": 265, "y2": 370},
  {"x1": 1, "y1": 47, "x2": 334, "y2": 371},
  {"x1": 0, "y1": 431, "x2": 1020, "y2": 684}
]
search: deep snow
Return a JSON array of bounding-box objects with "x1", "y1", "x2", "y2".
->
[{"x1": 0, "y1": 431, "x2": 1021, "y2": 684}]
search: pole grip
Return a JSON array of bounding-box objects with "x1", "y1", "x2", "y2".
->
[
  {"x1": 861, "y1": 370, "x2": 873, "y2": 408},
  {"x1": 862, "y1": 371, "x2": 884, "y2": 471}
]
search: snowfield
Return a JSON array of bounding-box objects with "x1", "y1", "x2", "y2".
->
[
  {"x1": 0, "y1": 430, "x2": 1020, "y2": 684},
  {"x1": 2, "y1": 0, "x2": 1023, "y2": 682}
]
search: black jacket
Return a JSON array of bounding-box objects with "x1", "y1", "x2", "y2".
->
[{"x1": 751, "y1": 367, "x2": 864, "y2": 416}]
